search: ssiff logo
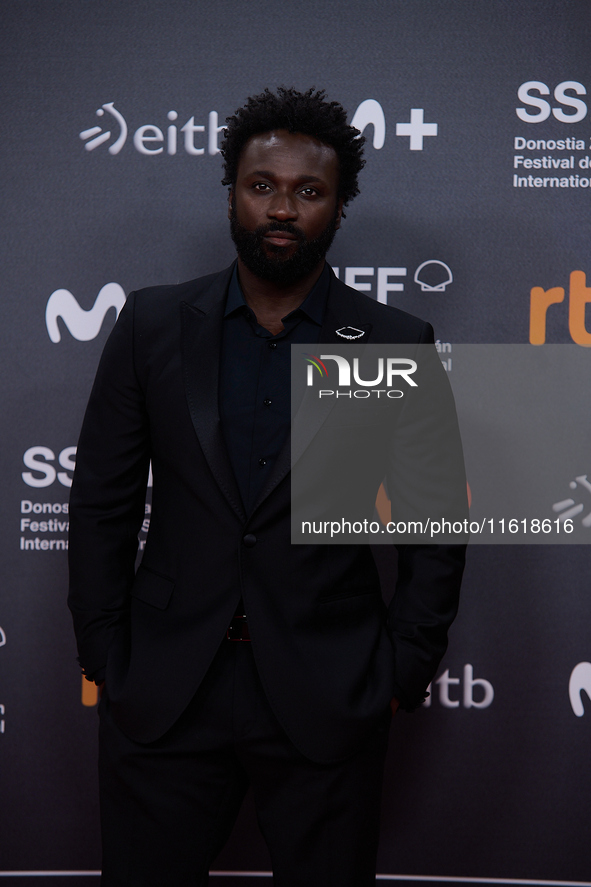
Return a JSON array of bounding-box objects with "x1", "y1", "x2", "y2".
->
[
  {"x1": 516, "y1": 81, "x2": 588, "y2": 124},
  {"x1": 332, "y1": 262, "x2": 453, "y2": 305},
  {"x1": 46, "y1": 283, "x2": 125, "y2": 343},
  {"x1": 414, "y1": 260, "x2": 453, "y2": 292}
]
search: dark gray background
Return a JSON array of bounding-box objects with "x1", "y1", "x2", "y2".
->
[{"x1": 1, "y1": 2, "x2": 590, "y2": 884}]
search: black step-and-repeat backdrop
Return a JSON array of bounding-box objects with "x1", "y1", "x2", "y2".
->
[{"x1": 1, "y1": 2, "x2": 590, "y2": 884}]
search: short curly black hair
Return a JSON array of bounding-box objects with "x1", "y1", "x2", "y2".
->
[{"x1": 221, "y1": 87, "x2": 365, "y2": 207}]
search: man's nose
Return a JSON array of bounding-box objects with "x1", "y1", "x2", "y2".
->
[{"x1": 267, "y1": 191, "x2": 298, "y2": 221}]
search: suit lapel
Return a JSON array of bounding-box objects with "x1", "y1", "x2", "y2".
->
[
  {"x1": 251, "y1": 271, "x2": 373, "y2": 513},
  {"x1": 181, "y1": 264, "x2": 246, "y2": 523}
]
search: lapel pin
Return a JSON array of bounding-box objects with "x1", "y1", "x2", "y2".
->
[{"x1": 336, "y1": 326, "x2": 365, "y2": 340}]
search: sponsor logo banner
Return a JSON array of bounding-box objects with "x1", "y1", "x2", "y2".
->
[{"x1": 78, "y1": 99, "x2": 439, "y2": 159}]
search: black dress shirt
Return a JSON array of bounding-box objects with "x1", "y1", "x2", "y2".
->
[{"x1": 219, "y1": 263, "x2": 330, "y2": 515}]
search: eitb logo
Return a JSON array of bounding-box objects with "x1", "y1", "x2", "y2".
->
[{"x1": 79, "y1": 101, "x2": 225, "y2": 156}]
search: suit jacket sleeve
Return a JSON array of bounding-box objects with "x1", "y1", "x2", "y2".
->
[
  {"x1": 385, "y1": 321, "x2": 467, "y2": 710},
  {"x1": 68, "y1": 292, "x2": 150, "y2": 679},
  {"x1": 387, "y1": 543, "x2": 465, "y2": 710}
]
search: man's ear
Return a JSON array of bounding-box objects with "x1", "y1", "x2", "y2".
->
[
  {"x1": 228, "y1": 190, "x2": 234, "y2": 221},
  {"x1": 335, "y1": 199, "x2": 344, "y2": 230}
]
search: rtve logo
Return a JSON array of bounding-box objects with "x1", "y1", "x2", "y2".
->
[
  {"x1": 516, "y1": 81, "x2": 588, "y2": 124},
  {"x1": 569, "y1": 662, "x2": 591, "y2": 717},
  {"x1": 46, "y1": 283, "x2": 125, "y2": 343},
  {"x1": 529, "y1": 270, "x2": 591, "y2": 345},
  {"x1": 79, "y1": 99, "x2": 438, "y2": 156}
]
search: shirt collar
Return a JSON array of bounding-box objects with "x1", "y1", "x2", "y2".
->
[{"x1": 224, "y1": 262, "x2": 330, "y2": 327}]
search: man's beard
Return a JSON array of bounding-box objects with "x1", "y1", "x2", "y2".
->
[{"x1": 230, "y1": 204, "x2": 339, "y2": 286}]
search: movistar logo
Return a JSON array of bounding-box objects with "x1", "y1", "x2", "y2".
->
[
  {"x1": 46, "y1": 283, "x2": 125, "y2": 343},
  {"x1": 351, "y1": 99, "x2": 438, "y2": 152},
  {"x1": 569, "y1": 661, "x2": 591, "y2": 716}
]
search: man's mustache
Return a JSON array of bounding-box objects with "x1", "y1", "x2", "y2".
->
[{"x1": 255, "y1": 221, "x2": 305, "y2": 241}]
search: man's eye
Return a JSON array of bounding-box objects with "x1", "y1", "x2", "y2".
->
[
  {"x1": 253, "y1": 183, "x2": 270, "y2": 192},
  {"x1": 300, "y1": 187, "x2": 319, "y2": 198}
]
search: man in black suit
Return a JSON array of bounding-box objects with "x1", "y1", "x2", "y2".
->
[{"x1": 69, "y1": 87, "x2": 466, "y2": 886}]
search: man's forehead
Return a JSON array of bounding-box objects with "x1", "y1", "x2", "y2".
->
[{"x1": 238, "y1": 129, "x2": 338, "y2": 171}]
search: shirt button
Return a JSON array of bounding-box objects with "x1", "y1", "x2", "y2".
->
[
  {"x1": 243, "y1": 534, "x2": 257, "y2": 547},
  {"x1": 268, "y1": 342, "x2": 277, "y2": 349},
  {"x1": 263, "y1": 398, "x2": 272, "y2": 406},
  {"x1": 258, "y1": 458, "x2": 267, "y2": 467}
]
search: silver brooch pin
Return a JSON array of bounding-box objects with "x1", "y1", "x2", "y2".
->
[{"x1": 336, "y1": 326, "x2": 365, "y2": 340}]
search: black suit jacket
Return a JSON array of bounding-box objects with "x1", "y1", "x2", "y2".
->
[{"x1": 68, "y1": 263, "x2": 466, "y2": 763}]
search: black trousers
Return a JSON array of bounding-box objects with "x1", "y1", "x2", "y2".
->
[{"x1": 98, "y1": 639, "x2": 391, "y2": 887}]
